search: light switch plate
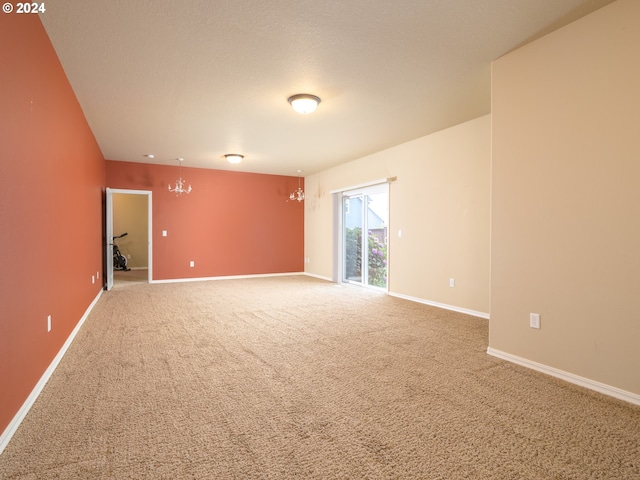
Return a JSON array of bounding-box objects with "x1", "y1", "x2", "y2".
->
[{"x1": 530, "y1": 313, "x2": 541, "y2": 329}]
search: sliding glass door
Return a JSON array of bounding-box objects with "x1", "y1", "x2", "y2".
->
[
  {"x1": 343, "y1": 194, "x2": 363, "y2": 283},
  {"x1": 342, "y1": 184, "x2": 389, "y2": 289}
]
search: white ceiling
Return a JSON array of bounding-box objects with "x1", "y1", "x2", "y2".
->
[{"x1": 40, "y1": 0, "x2": 615, "y2": 176}]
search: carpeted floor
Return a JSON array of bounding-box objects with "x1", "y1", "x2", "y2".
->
[
  {"x1": 113, "y1": 268, "x2": 149, "y2": 287},
  {"x1": 1, "y1": 276, "x2": 638, "y2": 479}
]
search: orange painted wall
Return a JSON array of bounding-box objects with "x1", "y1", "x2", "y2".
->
[
  {"x1": 0, "y1": 15, "x2": 105, "y2": 434},
  {"x1": 106, "y1": 161, "x2": 304, "y2": 279}
]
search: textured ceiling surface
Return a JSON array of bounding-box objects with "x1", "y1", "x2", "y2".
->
[{"x1": 40, "y1": 0, "x2": 615, "y2": 175}]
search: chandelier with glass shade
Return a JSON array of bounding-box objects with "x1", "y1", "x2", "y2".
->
[
  {"x1": 290, "y1": 170, "x2": 305, "y2": 202},
  {"x1": 168, "y1": 158, "x2": 192, "y2": 195}
]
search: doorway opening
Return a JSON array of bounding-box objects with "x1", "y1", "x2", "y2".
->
[
  {"x1": 105, "y1": 188, "x2": 152, "y2": 290},
  {"x1": 341, "y1": 183, "x2": 389, "y2": 290}
]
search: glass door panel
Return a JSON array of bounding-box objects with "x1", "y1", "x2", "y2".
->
[
  {"x1": 342, "y1": 185, "x2": 389, "y2": 289},
  {"x1": 365, "y1": 192, "x2": 388, "y2": 288},
  {"x1": 343, "y1": 195, "x2": 363, "y2": 283}
]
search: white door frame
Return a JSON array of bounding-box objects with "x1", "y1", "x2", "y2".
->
[
  {"x1": 106, "y1": 188, "x2": 153, "y2": 290},
  {"x1": 334, "y1": 182, "x2": 389, "y2": 291}
]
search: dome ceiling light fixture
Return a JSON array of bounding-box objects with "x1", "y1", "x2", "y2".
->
[
  {"x1": 287, "y1": 94, "x2": 321, "y2": 114},
  {"x1": 224, "y1": 154, "x2": 244, "y2": 164}
]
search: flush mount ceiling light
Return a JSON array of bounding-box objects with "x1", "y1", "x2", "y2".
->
[
  {"x1": 224, "y1": 154, "x2": 244, "y2": 164},
  {"x1": 168, "y1": 158, "x2": 192, "y2": 196},
  {"x1": 287, "y1": 94, "x2": 321, "y2": 114}
]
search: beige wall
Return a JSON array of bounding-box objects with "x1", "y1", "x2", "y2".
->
[
  {"x1": 490, "y1": 0, "x2": 640, "y2": 395},
  {"x1": 305, "y1": 115, "x2": 491, "y2": 316},
  {"x1": 113, "y1": 193, "x2": 149, "y2": 268}
]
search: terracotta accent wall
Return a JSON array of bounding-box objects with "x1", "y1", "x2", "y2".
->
[
  {"x1": 490, "y1": 0, "x2": 640, "y2": 396},
  {"x1": 105, "y1": 161, "x2": 304, "y2": 279},
  {"x1": 0, "y1": 15, "x2": 105, "y2": 434}
]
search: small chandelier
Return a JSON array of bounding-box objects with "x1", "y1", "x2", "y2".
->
[
  {"x1": 288, "y1": 94, "x2": 321, "y2": 114},
  {"x1": 290, "y1": 170, "x2": 305, "y2": 202},
  {"x1": 168, "y1": 158, "x2": 192, "y2": 195}
]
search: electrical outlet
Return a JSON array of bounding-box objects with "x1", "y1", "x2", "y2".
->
[
  {"x1": 162, "y1": 230, "x2": 167, "y2": 237},
  {"x1": 449, "y1": 278, "x2": 455, "y2": 287},
  {"x1": 92, "y1": 275, "x2": 95, "y2": 284},
  {"x1": 47, "y1": 315, "x2": 51, "y2": 332},
  {"x1": 530, "y1": 313, "x2": 541, "y2": 329},
  {"x1": 96, "y1": 271, "x2": 100, "y2": 279},
  {"x1": 190, "y1": 261, "x2": 195, "y2": 267}
]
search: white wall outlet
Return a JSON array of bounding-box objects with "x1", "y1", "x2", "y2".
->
[
  {"x1": 162, "y1": 230, "x2": 167, "y2": 237},
  {"x1": 190, "y1": 261, "x2": 195, "y2": 267},
  {"x1": 47, "y1": 315, "x2": 51, "y2": 332},
  {"x1": 398, "y1": 230, "x2": 403, "y2": 238},
  {"x1": 530, "y1": 313, "x2": 541, "y2": 329},
  {"x1": 92, "y1": 275, "x2": 95, "y2": 284},
  {"x1": 449, "y1": 278, "x2": 455, "y2": 287},
  {"x1": 96, "y1": 271, "x2": 100, "y2": 279}
]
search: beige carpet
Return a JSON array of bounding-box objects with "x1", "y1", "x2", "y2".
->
[{"x1": 1, "y1": 276, "x2": 638, "y2": 479}]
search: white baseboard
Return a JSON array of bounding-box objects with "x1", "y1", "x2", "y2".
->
[
  {"x1": 151, "y1": 271, "x2": 306, "y2": 284},
  {"x1": 303, "y1": 272, "x2": 333, "y2": 282},
  {"x1": 388, "y1": 291, "x2": 490, "y2": 319},
  {"x1": 0, "y1": 289, "x2": 103, "y2": 455},
  {"x1": 487, "y1": 347, "x2": 640, "y2": 406}
]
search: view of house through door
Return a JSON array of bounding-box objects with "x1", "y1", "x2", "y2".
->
[
  {"x1": 105, "y1": 188, "x2": 152, "y2": 290},
  {"x1": 342, "y1": 184, "x2": 389, "y2": 290}
]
